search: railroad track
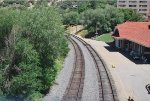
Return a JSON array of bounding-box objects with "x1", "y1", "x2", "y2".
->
[
  {"x1": 71, "y1": 34, "x2": 119, "y2": 101},
  {"x1": 62, "y1": 37, "x2": 85, "y2": 101}
]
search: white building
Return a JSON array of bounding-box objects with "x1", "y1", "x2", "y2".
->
[{"x1": 117, "y1": 0, "x2": 150, "y2": 15}]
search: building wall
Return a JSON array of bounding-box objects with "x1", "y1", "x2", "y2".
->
[
  {"x1": 114, "y1": 39, "x2": 144, "y2": 54},
  {"x1": 117, "y1": 0, "x2": 150, "y2": 15}
]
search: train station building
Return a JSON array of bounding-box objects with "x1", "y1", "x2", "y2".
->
[{"x1": 112, "y1": 22, "x2": 150, "y2": 61}]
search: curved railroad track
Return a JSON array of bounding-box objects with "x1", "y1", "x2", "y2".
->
[
  {"x1": 71, "y1": 34, "x2": 119, "y2": 101},
  {"x1": 62, "y1": 37, "x2": 85, "y2": 101}
]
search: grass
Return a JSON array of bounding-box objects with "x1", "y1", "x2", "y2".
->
[
  {"x1": 96, "y1": 33, "x2": 114, "y2": 42},
  {"x1": 78, "y1": 30, "x2": 88, "y2": 37}
]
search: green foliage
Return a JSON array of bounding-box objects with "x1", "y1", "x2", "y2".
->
[
  {"x1": 18, "y1": 7, "x2": 68, "y2": 96},
  {"x1": 1, "y1": 0, "x2": 28, "y2": 8},
  {"x1": 79, "y1": 5, "x2": 146, "y2": 37},
  {"x1": 34, "y1": 0, "x2": 49, "y2": 8},
  {"x1": 63, "y1": 11, "x2": 79, "y2": 26},
  {"x1": 0, "y1": 39, "x2": 42, "y2": 100},
  {"x1": 80, "y1": 9, "x2": 105, "y2": 36},
  {"x1": 96, "y1": 33, "x2": 114, "y2": 42},
  {"x1": 61, "y1": 1, "x2": 145, "y2": 38},
  {"x1": 27, "y1": 92, "x2": 43, "y2": 101},
  {"x1": 80, "y1": 6, "x2": 124, "y2": 35},
  {"x1": 0, "y1": 9, "x2": 16, "y2": 49},
  {"x1": 78, "y1": 2, "x2": 89, "y2": 13},
  {"x1": 3, "y1": 0, "x2": 27, "y2": 5},
  {"x1": 104, "y1": 6, "x2": 124, "y2": 30},
  {"x1": 15, "y1": 39, "x2": 40, "y2": 65},
  {"x1": 0, "y1": 7, "x2": 68, "y2": 100},
  {"x1": 108, "y1": 0, "x2": 117, "y2": 7},
  {"x1": 120, "y1": 8, "x2": 146, "y2": 22},
  {"x1": 59, "y1": 0, "x2": 113, "y2": 11},
  {"x1": 90, "y1": 0, "x2": 107, "y2": 9},
  {"x1": 59, "y1": 0, "x2": 75, "y2": 9}
]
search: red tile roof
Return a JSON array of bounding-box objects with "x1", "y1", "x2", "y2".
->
[{"x1": 113, "y1": 22, "x2": 150, "y2": 47}]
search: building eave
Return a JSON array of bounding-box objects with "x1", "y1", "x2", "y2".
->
[{"x1": 113, "y1": 36, "x2": 150, "y2": 48}]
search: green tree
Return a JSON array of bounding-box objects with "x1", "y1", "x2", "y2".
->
[
  {"x1": 18, "y1": 7, "x2": 68, "y2": 93},
  {"x1": 107, "y1": 0, "x2": 117, "y2": 6},
  {"x1": 34, "y1": 0, "x2": 48, "y2": 8},
  {"x1": 1, "y1": 0, "x2": 28, "y2": 8},
  {"x1": 0, "y1": 7, "x2": 68, "y2": 100},
  {"x1": 80, "y1": 9, "x2": 108, "y2": 36},
  {"x1": 80, "y1": 5, "x2": 124, "y2": 37},
  {"x1": 120, "y1": 8, "x2": 146, "y2": 22},
  {"x1": 104, "y1": 6, "x2": 124, "y2": 30},
  {"x1": 3, "y1": 0, "x2": 27, "y2": 5},
  {"x1": 63, "y1": 11, "x2": 79, "y2": 26},
  {"x1": 10, "y1": 39, "x2": 42, "y2": 99},
  {"x1": 93, "y1": 0, "x2": 107, "y2": 9},
  {"x1": 78, "y1": 1, "x2": 89, "y2": 13}
]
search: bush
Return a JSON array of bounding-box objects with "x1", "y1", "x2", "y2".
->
[
  {"x1": 27, "y1": 92, "x2": 43, "y2": 101},
  {"x1": 63, "y1": 11, "x2": 79, "y2": 26},
  {"x1": 0, "y1": 7, "x2": 69, "y2": 100}
]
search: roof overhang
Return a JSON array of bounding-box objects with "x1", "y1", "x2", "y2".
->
[{"x1": 112, "y1": 36, "x2": 150, "y2": 48}]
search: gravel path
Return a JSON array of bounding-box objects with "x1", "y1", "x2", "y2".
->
[
  {"x1": 72, "y1": 37, "x2": 100, "y2": 101},
  {"x1": 43, "y1": 43, "x2": 75, "y2": 101}
]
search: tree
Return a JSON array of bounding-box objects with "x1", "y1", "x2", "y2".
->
[
  {"x1": 63, "y1": 11, "x2": 79, "y2": 26},
  {"x1": 79, "y1": 5, "x2": 124, "y2": 37},
  {"x1": 93, "y1": 0, "x2": 107, "y2": 9},
  {"x1": 1, "y1": 0, "x2": 28, "y2": 8},
  {"x1": 18, "y1": 7, "x2": 68, "y2": 94},
  {"x1": 78, "y1": 1, "x2": 89, "y2": 13},
  {"x1": 0, "y1": 7, "x2": 69, "y2": 100},
  {"x1": 10, "y1": 39, "x2": 42, "y2": 99},
  {"x1": 107, "y1": 0, "x2": 117, "y2": 7},
  {"x1": 120, "y1": 8, "x2": 146, "y2": 22},
  {"x1": 104, "y1": 6, "x2": 124, "y2": 30},
  {"x1": 80, "y1": 9, "x2": 108, "y2": 37},
  {"x1": 34, "y1": 0, "x2": 49, "y2": 8}
]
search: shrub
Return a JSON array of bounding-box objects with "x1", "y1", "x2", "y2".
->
[{"x1": 0, "y1": 7, "x2": 69, "y2": 100}]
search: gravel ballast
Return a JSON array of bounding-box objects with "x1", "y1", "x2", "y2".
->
[
  {"x1": 43, "y1": 43, "x2": 75, "y2": 101},
  {"x1": 72, "y1": 37, "x2": 100, "y2": 101},
  {"x1": 44, "y1": 37, "x2": 101, "y2": 101}
]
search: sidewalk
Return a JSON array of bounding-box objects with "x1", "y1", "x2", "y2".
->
[{"x1": 82, "y1": 37, "x2": 150, "y2": 101}]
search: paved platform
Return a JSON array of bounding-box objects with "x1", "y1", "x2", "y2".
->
[{"x1": 82, "y1": 37, "x2": 150, "y2": 101}]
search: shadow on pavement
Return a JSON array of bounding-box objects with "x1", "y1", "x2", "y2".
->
[{"x1": 104, "y1": 43, "x2": 150, "y2": 64}]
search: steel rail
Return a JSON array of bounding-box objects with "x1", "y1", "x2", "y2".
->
[
  {"x1": 71, "y1": 34, "x2": 119, "y2": 101},
  {"x1": 62, "y1": 37, "x2": 85, "y2": 101}
]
